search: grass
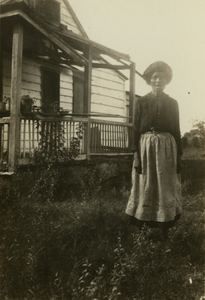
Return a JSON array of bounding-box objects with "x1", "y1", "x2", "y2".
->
[{"x1": 0, "y1": 160, "x2": 204, "y2": 300}]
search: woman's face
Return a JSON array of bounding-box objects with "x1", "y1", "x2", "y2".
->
[{"x1": 150, "y1": 72, "x2": 167, "y2": 94}]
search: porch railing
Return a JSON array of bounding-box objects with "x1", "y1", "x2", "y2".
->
[
  {"x1": 20, "y1": 116, "x2": 87, "y2": 159},
  {"x1": 19, "y1": 115, "x2": 132, "y2": 161},
  {"x1": 90, "y1": 119, "x2": 132, "y2": 154},
  {"x1": 0, "y1": 119, "x2": 9, "y2": 169},
  {"x1": 0, "y1": 115, "x2": 132, "y2": 167}
]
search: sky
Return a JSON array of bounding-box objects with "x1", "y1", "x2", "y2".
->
[{"x1": 69, "y1": 0, "x2": 205, "y2": 134}]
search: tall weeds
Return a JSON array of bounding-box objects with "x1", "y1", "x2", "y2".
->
[{"x1": 0, "y1": 162, "x2": 204, "y2": 300}]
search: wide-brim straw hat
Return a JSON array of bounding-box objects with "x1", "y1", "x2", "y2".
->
[{"x1": 143, "y1": 61, "x2": 173, "y2": 85}]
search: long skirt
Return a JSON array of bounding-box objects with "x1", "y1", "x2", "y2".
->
[{"x1": 125, "y1": 132, "x2": 182, "y2": 228}]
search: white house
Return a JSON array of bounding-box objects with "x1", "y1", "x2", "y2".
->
[{"x1": 0, "y1": 0, "x2": 138, "y2": 171}]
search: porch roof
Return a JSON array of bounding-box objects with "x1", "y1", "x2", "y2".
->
[{"x1": 0, "y1": 0, "x2": 132, "y2": 71}]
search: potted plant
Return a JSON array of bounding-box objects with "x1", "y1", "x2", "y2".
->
[
  {"x1": 0, "y1": 96, "x2": 8, "y2": 110},
  {"x1": 41, "y1": 101, "x2": 59, "y2": 113},
  {"x1": 0, "y1": 100, "x2": 5, "y2": 110},
  {"x1": 4, "y1": 96, "x2": 10, "y2": 110},
  {"x1": 21, "y1": 95, "x2": 34, "y2": 112},
  {"x1": 59, "y1": 106, "x2": 70, "y2": 115}
]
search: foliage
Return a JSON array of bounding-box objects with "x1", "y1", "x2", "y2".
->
[
  {"x1": 34, "y1": 120, "x2": 83, "y2": 166},
  {"x1": 182, "y1": 120, "x2": 205, "y2": 150},
  {"x1": 0, "y1": 160, "x2": 204, "y2": 300},
  {"x1": 21, "y1": 94, "x2": 35, "y2": 103},
  {"x1": 193, "y1": 120, "x2": 205, "y2": 140}
]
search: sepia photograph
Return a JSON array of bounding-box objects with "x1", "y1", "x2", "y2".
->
[{"x1": 0, "y1": 0, "x2": 204, "y2": 299}]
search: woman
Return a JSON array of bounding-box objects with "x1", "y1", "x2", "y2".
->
[{"x1": 125, "y1": 61, "x2": 182, "y2": 240}]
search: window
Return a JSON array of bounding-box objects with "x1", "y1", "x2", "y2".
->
[
  {"x1": 46, "y1": 0, "x2": 60, "y2": 23},
  {"x1": 36, "y1": 0, "x2": 60, "y2": 24},
  {"x1": 42, "y1": 69, "x2": 60, "y2": 112}
]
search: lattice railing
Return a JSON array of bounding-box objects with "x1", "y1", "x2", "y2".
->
[
  {"x1": 0, "y1": 120, "x2": 9, "y2": 168},
  {"x1": 20, "y1": 117, "x2": 87, "y2": 159},
  {"x1": 90, "y1": 119, "x2": 132, "y2": 154}
]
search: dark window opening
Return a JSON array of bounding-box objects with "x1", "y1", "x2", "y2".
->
[
  {"x1": 36, "y1": 0, "x2": 60, "y2": 24},
  {"x1": 46, "y1": 0, "x2": 60, "y2": 23},
  {"x1": 42, "y1": 69, "x2": 60, "y2": 112}
]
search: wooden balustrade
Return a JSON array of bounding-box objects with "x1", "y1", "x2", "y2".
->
[
  {"x1": 19, "y1": 116, "x2": 132, "y2": 162},
  {"x1": 90, "y1": 119, "x2": 132, "y2": 154},
  {"x1": 19, "y1": 116, "x2": 132, "y2": 161},
  {"x1": 0, "y1": 115, "x2": 132, "y2": 167},
  {"x1": 20, "y1": 116, "x2": 87, "y2": 159},
  {"x1": 0, "y1": 119, "x2": 9, "y2": 168}
]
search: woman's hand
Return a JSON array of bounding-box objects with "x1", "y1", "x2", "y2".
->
[
  {"x1": 177, "y1": 154, "x2": 182, "y2": 174},
  {"x1": 133, "y1": 152, "x2": 142, "y2": 174}
]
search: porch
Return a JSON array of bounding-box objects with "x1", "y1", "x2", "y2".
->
[
  {"x1": 0, "y1": 1, "x2": 141, "y2": 171},
  {"x1": 0, "y1": 112, "x2": 132, "y2": 170}
]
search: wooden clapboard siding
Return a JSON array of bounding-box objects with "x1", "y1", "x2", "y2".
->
[
  {"x1": 3, "y1": 52, "x2": 127, "y2": 119},
  {"x1": 92, "y1": 76, "x2": 125, "y2": 91},
  {"x1": 92, "y1": 103, "x2": 124, "y2": 116},
  {"x1": 60, "y1": 69, "x2": 73, "y2": 79},
  {"x1": 3, "y1": 51, "x2": 74, "y2": 111},
  {"x1": 20, "y1": 57, "x2": 41, "y2": 153},
  {"x1": 92, "y1": 86, "x2": 125, "y2": 100},
  {"x1": 60, "y1": 69, "x2": 73, "y2": 111},
  {"x1": 60, "y1": 80, "x2": 73, "y2": 89},
  {"x1": 59, "y1": 101, "x2": 72, "y2": 111},
  {"x1": 92, "y1": 94, "x2": 124, "y2": 108},
  {"x1": 22, "y1": 57, "x2": 41, "y2": 105},
  {"x1": 22, "y1": 72, "x2": 41, "y2": 84},
  {"x1": 21, "y1": 81, "x2": 41, "y2": 92},
  {"x1": 61, "y1": 2, "x2": 83, "y2": 35},
  {"x1": 60, "y1": 88, "x2": 73, "y2": 98},
  {"x1": 91, "y1": 68, "x2": 126, "y2": 119},
  {"x1": 60, "y1": 94, "x2": 73, "y2": 111},
  {"x1": 21, "y1": 57, "x2": 74, "y2": 109},
  {"x1": 92, "y1": 68, "x2": 125, "y2": 83}
]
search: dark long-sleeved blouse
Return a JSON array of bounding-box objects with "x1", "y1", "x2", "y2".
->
[{"x1": 132, "y1": 92, "x2": 182, "y2": 155}]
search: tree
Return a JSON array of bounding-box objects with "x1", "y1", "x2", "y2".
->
[
  {"x1": 192, "y1": 120, "x2": 205, "y2": 149},
  {"x1": 192, "y1": 136, "x2": 201, "y2": 148},
  {"x1": 181, "y1": 134, "x2": 190, "y2": 149},
  {"x1": 182, "y1": 120, "x2": 205, "y2": 150}
]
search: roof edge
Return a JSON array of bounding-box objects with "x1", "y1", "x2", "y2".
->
[{"x1": 63, "y1": 0, "x2": 89, "y2": 39}]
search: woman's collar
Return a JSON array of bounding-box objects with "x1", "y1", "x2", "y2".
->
[{"x1": 147, "y1": 92, "x2": 168, "y2": 100}]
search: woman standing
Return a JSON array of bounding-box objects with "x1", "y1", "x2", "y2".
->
[{"x1": 125, "y1": 61, "x2": 182, "y2": 240}]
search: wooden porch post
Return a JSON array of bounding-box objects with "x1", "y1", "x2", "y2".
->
[
  {"x1": 129, "y1": 62, "x2": 136, "y2": 151},
  {"x1": 0, "y1": 41, "x2": 3, "y2": 100},
  {"x1": 129, "y1": 62, "x2": 136, "y2": 123},
  {"x1": 84, "y1": 44, "x2": 92, "y2": 160},
  {"x1": 8, "y1": 23, "x2": 23, "y2": 171}
]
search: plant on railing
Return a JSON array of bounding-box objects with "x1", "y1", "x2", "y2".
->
[
  {"x1": 21, "y1": 95, "x2": 36, "y2": 113},
  {"x1": 40, "y1": 101, "x2": 59, "y2": 113},
  {"x1": 59, "y1": 106, "x2": 70, "y2": 115},
  {"x1": 34, "y1": 120, "x2": 83, "y2": 166},
  {"x1": 0, "y1": 96, "x2": 10, "y2": 110},
  {"x1": 0, "y1": 101, "x2": 5, "y2": 111},
  {"x1": 32, "y1": 103, "x2": 70, "y2": 115}
]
